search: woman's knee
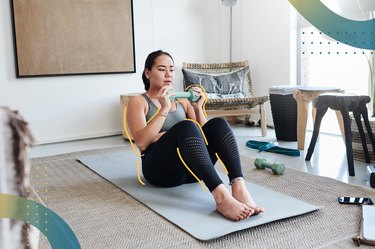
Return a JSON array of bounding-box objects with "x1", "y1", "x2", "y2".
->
[
  {"x1": 207, "y1": 117, "x2": 229, "y2": 125},
  {"x1": 171, "y1": 119, "x2": 202, "y2": 137},
  {"x1": 204, "y1": 117, "x2": 231, "y2": 131},
  {"x1": 177, "y1": 119, "x2": 199, "y2": 128}
]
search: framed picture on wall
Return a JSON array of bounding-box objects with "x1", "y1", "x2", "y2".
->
[{"x1": 10, "y1": 0, "x2": 135, "y2": 77}]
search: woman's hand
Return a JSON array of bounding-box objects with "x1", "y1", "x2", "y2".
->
[
  {"x1": 189, "y1": 86, "x2": 207, "y2": 125},
  {"x1": 157, "y1": 86, "x2": 173, "y2": 114},
  {"x1": 190, "y1": 86, "x2": 206, "y2": 110}
]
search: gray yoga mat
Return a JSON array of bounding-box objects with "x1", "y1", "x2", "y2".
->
[{"x1": 77, "y1": 151, "x2": 321, "y2": 241}]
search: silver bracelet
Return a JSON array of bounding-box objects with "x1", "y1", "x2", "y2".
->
[{"x1": 229, "y1": 177, "x2": 244, "y2": 185}]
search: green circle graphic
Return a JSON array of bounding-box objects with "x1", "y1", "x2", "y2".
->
[
  {"x1": 0, "y1": 194, "x2": 81, "y2": 249},
  {"x1": 289, "y1": 0, "x2": 375, "y2": 50}
]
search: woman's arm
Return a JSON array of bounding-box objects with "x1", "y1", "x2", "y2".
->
[
  {"x1": 192, "y1": 105, "x2": 207, "y2": 126},
  {"x1": 126, "y1": 95, "x2": 168, "y2": 152}
]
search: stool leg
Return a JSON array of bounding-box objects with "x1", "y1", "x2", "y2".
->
[
  {"x1": 305, "y1": 105, "x2": 328, "y2": 161},
  {"x1": 339, "y1": 100, "x2": 355, "y2": 176},
  {"x1": 361, "y1": 105, "x2": 375, "y2": 159},
  {"x1": 335, "y1": 110, "x2": 345, "y2": 141},
  {"x1": 353, "y1": 111, "x2": 370, "y2": 163},
  {"x1": 296, "y1": 95, "x2": 309, "y2": 150}
]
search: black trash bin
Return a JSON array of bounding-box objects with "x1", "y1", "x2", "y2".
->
[{"x1": 269, "y1": 86, "x2": 298, "y2": 141}]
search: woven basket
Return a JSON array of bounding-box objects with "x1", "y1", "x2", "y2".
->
[
  {"x1": 269, "y1": 94, "x2": 297, "y2": 141},
  {"x1": 351, "y1": 117, "x2": 375, "y2": 162}
]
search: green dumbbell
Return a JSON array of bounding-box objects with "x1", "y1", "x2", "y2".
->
[
  {"x1": 254, "y1": 158, "x2": 285, "y2": 175},
  {"x1": 168, "y1": 89, "x2": 200, "y2": 102}
]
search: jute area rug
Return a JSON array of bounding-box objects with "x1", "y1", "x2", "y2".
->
[{"x1": 30, "y1": 145, "x2": 375, "y2": 249}]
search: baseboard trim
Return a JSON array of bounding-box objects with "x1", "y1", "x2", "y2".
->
[{"x1": 34, "y1": 130, "x2": 122, "y2": 145}]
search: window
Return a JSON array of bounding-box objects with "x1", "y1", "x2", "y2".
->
[{"x1": 296, "y1": 2, "x2": 373, "y2": 134}]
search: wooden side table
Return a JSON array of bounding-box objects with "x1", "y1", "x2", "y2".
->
[
  {"x1": 120, "y1": 93, "x2": 143, "y2": 140},
  {"x1": 293, "y1": 86, "x2": 343, "y2": 150}
]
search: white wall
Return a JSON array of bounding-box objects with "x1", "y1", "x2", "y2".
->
[
  {"x1": 0, "y1": 0, "x2": 291, "y2": 144},
  {"x1": 233, "y1": 0, "x2": 293, "y2": 124}
]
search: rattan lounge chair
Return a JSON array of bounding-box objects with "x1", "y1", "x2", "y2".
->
[{"x1": 182, "y1": 61, "x2": 268, "y2": 137}]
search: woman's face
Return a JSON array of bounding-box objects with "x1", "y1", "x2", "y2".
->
[{"x1": 145, "y1": 54, "x2": 174, "y2": 89}]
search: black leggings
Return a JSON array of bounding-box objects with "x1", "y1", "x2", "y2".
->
[{"x1": 141, "y1": 117, "x2": 243, "y2": 192}]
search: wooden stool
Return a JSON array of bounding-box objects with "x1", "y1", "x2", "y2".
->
[
  {"x1": 305, "y1": 93, "x2": 375, "y2": 176},
  {"x1": 293, "y1": 86, "x2": 343, "y2": 150}
]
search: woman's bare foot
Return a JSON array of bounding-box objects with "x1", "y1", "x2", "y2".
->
[
  {"x1": 231, "y1": 178, "x2": 264, "y2": 215},
  {"x1": 212, "y1": 184, "x2": 254, "y2": 221}
]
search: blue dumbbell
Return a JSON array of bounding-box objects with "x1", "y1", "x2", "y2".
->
[{"x1": 168, "y1": 89, "x2": 200, "y2": 102}]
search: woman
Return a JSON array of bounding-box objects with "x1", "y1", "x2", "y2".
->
[{"x1": 126, "y1": 50, "x2": 264, "y2": 221}]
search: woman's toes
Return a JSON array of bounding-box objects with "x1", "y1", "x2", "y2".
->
[{"x1": 253, "y1": 206, "x2": 265, "y2": 214}]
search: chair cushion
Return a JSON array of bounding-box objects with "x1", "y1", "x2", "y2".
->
[
  {"x1": 206, "y1": 93, "x2": 245, "y2": 99},
  {"x1": 182, "y1": 67, "x2": 250, "y2": 98}
]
